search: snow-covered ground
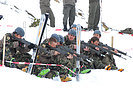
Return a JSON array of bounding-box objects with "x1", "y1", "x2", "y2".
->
[{"x1": 0, "y1": 0, "x2": 133, "y2": 100}]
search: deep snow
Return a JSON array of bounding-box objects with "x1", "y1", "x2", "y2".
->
[{"x1": 0, "y1": 0, "x2": 133, "y2": 100}]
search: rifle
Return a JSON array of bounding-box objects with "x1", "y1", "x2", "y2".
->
[
  {"x1": 98, "y1": 45, "x2": 126, "y2": 60},
  {"x1": 99, "y1": 43, "x2": 132, "y2": 58},
  {"x1": 58, "y1": 45, "x2": 92, "y2": 62},
  {"x1": 81, "y1": 41, "x2": 127, "y2": 60},
  {"x1": 11, "y1": 34, "x2": 89, "y2": 64},
  {"x1": 49, "y1": 46, "x2": 90, "y2": 64},
  {"x1": 81, "y1": 41, "x2": 101, "y2": 56},
  {"x1": 10, "y1": 34, "x2": 50, "y2": 54}
]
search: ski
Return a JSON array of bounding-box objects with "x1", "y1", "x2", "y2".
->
[
  {"x1": 76, "y1": 24, "x2": 81, "y2": 81},
  {"x1": 27, "y1": 13, "x2": 49, "y2": 74}
]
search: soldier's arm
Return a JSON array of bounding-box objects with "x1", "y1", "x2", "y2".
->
[
  {"x1": 0, "y1": 39, "x2": 3, "y2": 49},
  {"x1": 0, "y1": 33, "x2": 11, "y2": 49}
]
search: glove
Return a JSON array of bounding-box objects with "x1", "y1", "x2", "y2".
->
[
  {"x1": 28, "y1": 43, "x2": 35, "y2": 49},
  {"x1": 105, "y1": 65, "x2": 111, "y2": 70}
]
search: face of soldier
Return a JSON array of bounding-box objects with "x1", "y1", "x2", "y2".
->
[
  {"x1": 93, "y1": 34, "x2": 101, "y2": 39},
  {"x1": 50, "y1": 41, "x2": 57, "y2": 48},
  {"x1": 72, "y1": 27, "x2": 76, "y2": 30},
  {"x1": 93, "y1": 41, "x2": 99, "y2": 46},
  {"x1": 57, "y1": 42, "x2": 60, "y2": 46},
  {"x1": 91, "y1": 40, "x2": 99, "y2": 46},
  {"x1": 68, "y1": 34, "x2": 75, "y2": 41},
  {"x1": 14, "y1": 33, "x2": 22, "y2": 39}
]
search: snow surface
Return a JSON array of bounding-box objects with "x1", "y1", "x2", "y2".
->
[{"x1": 0, "y1": 0, "x2": 133, "y2": 100}]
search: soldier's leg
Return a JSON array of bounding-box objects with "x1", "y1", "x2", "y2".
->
[
  {"x1": 102, "y1": 54, "x2": 117, "y2": 70},
  {"x1": 92, "y1": 57, "x2": 106, "y2": 69},
  {"x1": 69, "y1": 5, "x2": 75, "y2": 28},
  {"x1": 88, "y1": 2, "x2": 99, "y2": 29},
  {"x1": 40, "y1": 6, "x2": 47, "y2": 14},
  {"x1": 47, "y1": 7, "x2": 55, "y2": 27},
  {"x1": 94, "y1": 1, "x2": 100, "y2": 30},
  {"x1": 63, "y1": 4, "x2": 71, "y2": 31}
]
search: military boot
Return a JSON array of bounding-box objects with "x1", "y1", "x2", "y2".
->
[
  {"x1": 63, "y1": 25, "x2": 68, "y2": 31},
  {"x1": 60, "y1": 75, "x2": 72, "y2": 82}
]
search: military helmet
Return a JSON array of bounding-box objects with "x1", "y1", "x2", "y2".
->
[
  {"x1": 93, "y1": 30, "x2": 101, "y2": 37},
  {"x1": 51, "y1": 33, "x2": 60, "y2": 42},
  {"x1": 58, "y1": 35, "x2": 64, "y2": 44},
  {"x1": 68, "y1": 29, "x2": 76, "y2": 36},
  {"x1": 14, "y1": 27, "x2": 25, "y2": 37}
]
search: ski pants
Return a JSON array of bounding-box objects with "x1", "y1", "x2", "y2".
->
[
  {"x1": 40, "y1": 6, "x2": 55, "y2": 27},
  {"x1": 88, "y1": 1, "x2": 100, "y2": 29},
  {"x1": 63, "y1": 4, "x2": 75, "y2": 28}
]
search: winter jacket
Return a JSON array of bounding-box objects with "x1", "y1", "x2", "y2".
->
[
  {"x1": 63, "y1": 0, "x2": 77, "y2": 6},
  {"x1": 37, "y1": 43, "x2": 57, "y2": 64},
  {"x1": 0, "y1": 33, "x2": 31, "y2": 65}
]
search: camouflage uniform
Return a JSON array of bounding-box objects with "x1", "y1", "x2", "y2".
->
[
  {"x1": 63, "y1": 35, "x2": 76, "y2": 70},
  {"x1": 0, "y1": 33, "x2": 31, "y2": 69},
  {"x1": 80, "y1": 44, "x2": 94, "y2": 70},
  {"x1": 36, "y1": 37, "x2": 76, "y2": 78},
  {"x1": 64, "y1": 35, "x2": 76, "y2": 49},
  {"x1": 54, "y1": 52, "x2": 75, "y2": 77},
  {"x1": 87, "y1": 40, "x2": 117, "y2": 69},
  {"x1": 34, "y1": 39, "x2": 55, "y2": 76},
  {"x1": 64, "y1": 34, "x2": 92, "y2": 73},
  {"x1": 35, "y1": 39, "x2": 66, "y2": 78}
]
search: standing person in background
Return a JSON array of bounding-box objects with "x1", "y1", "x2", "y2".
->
[
  {"x1": 40, "y1": 0, "x2": 55, "y2": 27},
  {"x1": 62, "y1": 0, "x2": 77, "y2": 31},
  {"x1": 88, "y1": 0, "x2": 100, "y2": 31}
]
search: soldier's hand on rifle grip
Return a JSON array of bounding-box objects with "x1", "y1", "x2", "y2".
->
[
  {"x1": 67, "y1": 54, "x2": 73, "y2": 59},
  {"x1": 73, "y1": 54, "x2": 77, "y2": 57},
  {"x1": 113, "y1": 49, "x2": 118, "y2": 53},
  {"x1": 95, "y1": 47, "x2": 99, "y2": 51},
  {"x1": 84, "y1": 46, "x2": 89, "y2": 51},
  {"x1": 54, "y1": 51, "x2": 60, "y2": 55},
  {"x1": 74, "y1": 45, "x2": 77, "y2": 49}
]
